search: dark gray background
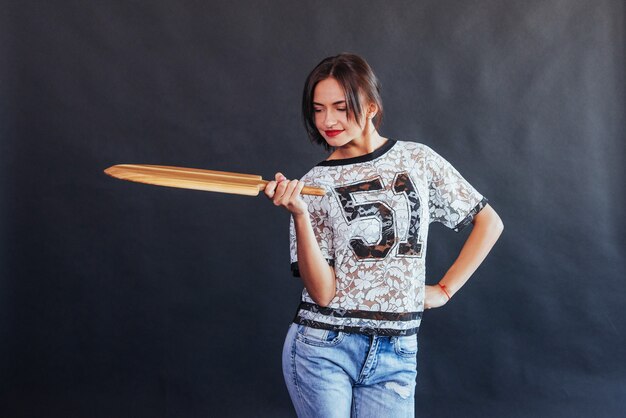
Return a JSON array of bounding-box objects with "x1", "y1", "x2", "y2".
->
[{"x1": 1, "y1": 0, "x2": 624, "y2": 417}]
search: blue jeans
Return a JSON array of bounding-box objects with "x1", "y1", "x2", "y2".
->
[{"x1": 282, "y1": 323, "x2": 418, "y2": 418}]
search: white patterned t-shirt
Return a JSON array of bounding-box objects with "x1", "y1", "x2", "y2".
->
[{"x1": 289, "y1": 139, "x2": 487, "y2": 336}]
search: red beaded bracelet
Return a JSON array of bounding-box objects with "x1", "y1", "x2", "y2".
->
[{"x1": 438, "y1": 283, "x2": 452, "y2": 300}]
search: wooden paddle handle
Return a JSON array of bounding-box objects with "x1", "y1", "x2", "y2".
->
[
  {"x1": 301, "y1": 185, "x2": 328, "y2": 196},
  {"x1": 258, "y1": 180, "x2": 327, "y2": 197}
]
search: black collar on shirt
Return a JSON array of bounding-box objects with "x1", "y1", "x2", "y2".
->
[{"x1": 316, "y1": 139, "x2": 397, "y2": 167}]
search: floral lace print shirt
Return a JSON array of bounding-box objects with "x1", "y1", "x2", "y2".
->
[{"x1": 289, "y1": 140, "x2": 487, "y2": 336}]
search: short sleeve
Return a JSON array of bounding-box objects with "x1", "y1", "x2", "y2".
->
[
  {"x1": 289, "y1": 192, "x2": 335, "y2": 277},
  {"x1": 425, "y1": 146, "x2": 488, "y2": 232}
]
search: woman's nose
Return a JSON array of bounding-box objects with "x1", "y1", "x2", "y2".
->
[{"x1": 324, "y1": 111, "x2": 337, "y2": 127}]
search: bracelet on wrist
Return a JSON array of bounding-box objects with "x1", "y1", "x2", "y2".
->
[{"x1": 438, "y1": 283, "x2": 452, "y2": 300}]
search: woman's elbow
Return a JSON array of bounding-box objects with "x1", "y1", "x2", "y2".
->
[
  {"x1": 475, "y1": 204, "x2": 504, "y2": 236},
  {"x1": 489, "y1": 214, "x2": 504, "y2": 242},
  {"x1": 491, "y1": 209, "x2": 504, "y2": 235},
  {"x1": 308, "y1": 285, "x2": 336, "y2": 307},
  {"x1": 310, "y1": 290, "x2": 336, "y2": 307},
  {"x1": 495, "y1": 216, "x2": 504, "y2": 235}
]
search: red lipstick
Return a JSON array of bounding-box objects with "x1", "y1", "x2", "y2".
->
[{"x1": 325, "y1": 130, "x2": 343, "y2": 137}]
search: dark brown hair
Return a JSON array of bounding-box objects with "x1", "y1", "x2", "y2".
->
[{"x1": 302, "y1": 53, "x2": 384, "y2": 150}]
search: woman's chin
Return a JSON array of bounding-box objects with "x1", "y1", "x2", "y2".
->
[{"x1": 324, "y1": 136, "x2": 352, "y2": 149}]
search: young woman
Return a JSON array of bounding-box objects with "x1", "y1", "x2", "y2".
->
[{"x1": 264, "y1": 53, "x2": 503, "y2": 418}]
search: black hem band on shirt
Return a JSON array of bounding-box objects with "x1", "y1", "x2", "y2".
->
[
  {"x1": 297, "y1": 301, "x2": 422, "y2": 321},
  {"x1": 292, "y1": 317, "x2": 420, "y2": 336},
  {"x1": 452, "y1": 197, "x2": 489, "y2": 233},
  {"x1": 292, "y1": 301, "x2": 422, "y2": 336},
  {"x1": 316, "y1": 139, "x2": 397, "y2": 167}
]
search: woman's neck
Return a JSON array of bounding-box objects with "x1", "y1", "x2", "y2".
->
[{"x1": 328, "y1": 127, "x2": 387, "y2": 160}]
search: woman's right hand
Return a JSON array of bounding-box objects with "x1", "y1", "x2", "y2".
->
[{"x1": 264, "y1": 172, "x2": 308, "y2": 216}]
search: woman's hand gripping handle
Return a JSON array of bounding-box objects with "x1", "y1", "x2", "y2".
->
[{"x1": 264, "y1": 172, "x2": 308, "y2": 216}]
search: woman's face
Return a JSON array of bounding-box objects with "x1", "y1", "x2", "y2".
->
[{"x1": 313, "y1": 77, "x2": 370, "y2": 148}]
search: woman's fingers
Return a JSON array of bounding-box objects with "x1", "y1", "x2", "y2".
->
[
  {"x1": 294, "y1": 181, "x2": 306, "y2": 198},
  {"x1": 286, "y1": 181, "x2": 306, "y2": 208},
  {"x1": 423, "y1": 285, "x2": 448, "y2": 310},
  {"x1": 276, "y1": 179, "x2": 297, "y2": 206},
  {"x1": 265, "y1": 172, "x2": 288, "y2": 199},
  {"x1": 264, "y1": 180, "x2": 277, "y2": 198},
  {"x1": 265, "y1": 173, "x2": 307, "y2": 215},
  {"x1": 273, "y1": 178, "x2": 290, "y2": 205}
]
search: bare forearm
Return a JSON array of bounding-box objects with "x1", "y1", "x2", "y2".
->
[
  {"x1": 263, "y1": 172, "x2": 336, "y2": 306},
  {"x1": 439, "y1": 204, "x2": 504, "y2": 296},
  {"x1": 293, "y1": 214, "x2": 336, "y2": 306}
]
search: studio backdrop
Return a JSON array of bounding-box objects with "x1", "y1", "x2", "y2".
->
[{"x1": 1, "y1": 1, "x2": 624, "y2": 417}]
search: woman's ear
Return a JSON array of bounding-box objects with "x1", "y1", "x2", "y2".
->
[{"x1": 367, "y1": 102, "x2": 378, "y2": 120}]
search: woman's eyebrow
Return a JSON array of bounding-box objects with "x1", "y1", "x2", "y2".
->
[{"x1": 313, "y1": 100, "x2": 347, "y2": 106}]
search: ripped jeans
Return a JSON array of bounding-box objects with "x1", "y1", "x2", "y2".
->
[{"x1": 282, "y1": 323, "x2": 418, "y2": 418}]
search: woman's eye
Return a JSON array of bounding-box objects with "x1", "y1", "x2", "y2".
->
[
  {"x1": 337, "y1": 108, "x2": 347, "y2": 112},
  {"x1": 314, "y1": 109, "x2": 323, "y2": 113}
]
